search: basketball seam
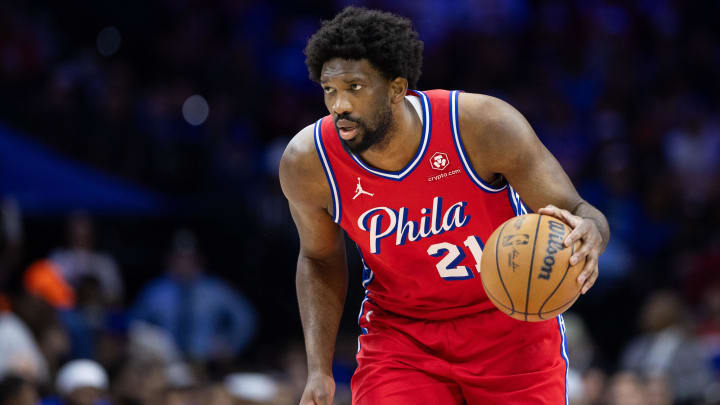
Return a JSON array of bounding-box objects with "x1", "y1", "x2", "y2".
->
[
  {"x1": 487, "y1": 287, "x2": 580, "y2": 318},
  {"x1": 537, "y1": 241, "x2": 575, "y2": 318},
  {"x1": 484, "y1": 287, "x2": 518, "y2": 313},
  {"x1": 486, "y1": 285, "x2": 577, "y2": 318},
  {"x1": 524, "y1": 215, "x2": 543, "y2": 321},
  {"x1": 495, "y1": 221, "x2": 515, "y2": 314}
]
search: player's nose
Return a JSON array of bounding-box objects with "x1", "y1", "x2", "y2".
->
[{"x1": 332, "y1": 93, "x2": 353, "y2": 116}]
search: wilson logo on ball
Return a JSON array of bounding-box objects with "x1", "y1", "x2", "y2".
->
[{"x1": 430, "y1": 152, "x2": 449, "y2": 171}]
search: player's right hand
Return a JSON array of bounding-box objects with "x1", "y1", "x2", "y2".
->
[{"x1": 299, "y1": 373, "x2": 335, "y2": 405}]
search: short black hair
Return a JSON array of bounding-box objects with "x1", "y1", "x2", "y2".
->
[{"x1": 304, "y1": 7, "x2": 424, "y2": 88}]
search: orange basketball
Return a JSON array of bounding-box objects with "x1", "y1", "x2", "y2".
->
[{"x1": 480, "y1": 213, "x2": 585, "y2": 322}]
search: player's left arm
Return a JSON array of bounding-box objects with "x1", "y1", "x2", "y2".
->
[{"x1": 458, "y1": 92, "x2": 610, "y2": 294}]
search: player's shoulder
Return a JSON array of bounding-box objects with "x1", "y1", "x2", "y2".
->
[
  {"x1": 281, "y1": 123, "x2": 316, "y2": 170},
  {"x1": 457, "y1": 92, "x2": 534, "y2": 147},
  {"x1": 279, "y1": 122, "x2": 330, "y2": 205},
  {"x1": 457, "y1": 92, "x2": 527, "y2": 131},
  {"x1": 456, "y1": 92, "x2": 536, "y2": 173}
]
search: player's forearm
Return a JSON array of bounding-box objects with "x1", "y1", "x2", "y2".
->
[
  {"x1": 571, "y1": 200, "x2": 610, "y2": 250},
  {"x1": 296, "y1": 254, "x2": 348, "y2": 376}
]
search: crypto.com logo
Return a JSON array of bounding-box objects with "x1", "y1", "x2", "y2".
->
[{"x1": 430, "y1": 152, "x2": 449, "y2": 171}]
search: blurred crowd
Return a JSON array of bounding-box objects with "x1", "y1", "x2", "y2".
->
[
  {"x1": 0, "y1": 0, "x2": 719, "y2": 404},
  {"x1": 0, "y1": 208, "x2": 343, "y2": 405}
]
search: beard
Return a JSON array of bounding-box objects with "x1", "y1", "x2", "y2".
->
[{"x1": 335, "y1": 103, "x2": 393, "y2": 154}]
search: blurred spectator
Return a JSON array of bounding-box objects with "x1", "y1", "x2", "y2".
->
[
  {"x1": 224, "y1": 373, "x2": 291, "y2": 405},
  {"x1": 50, "y1": 213, "x2": 123, "y2": 306},
  {"x1": 0, "y1": 375, "x2": 39, "y2": 405},
  {"x1": 23, "y1": 260, "x2": 74, "y2": 310},
  {"x1": 567, "y1": 369, "x2": 584, "y2": 405},
  {"x1": 202, "y1": 384, "x2": 234, "y2": 405},
  {"x1": 57, "y1": 273, "x2": 122, "y2": 361},
  {"x1": 621, "y1": 290, "x2": 711, "y2": 403},
  {"x1": 605, "y1": 371, "x2": 647, "y2": 405},
  {"x1": 0, "y1": 308, "x2": 47, "y2": 383},
  {"x1": 131, "y1": 230, "x2": 257, "y2": 361},
  {"x1": 689, "y1": 240, "x2": 720, "y2": 381},
  {"x1": 10, "y1": 290, "x2": 70, "y2": 380},
  {"x1": 165, "y1": 362, "x2": 196, "y2": 390},
  {"x1": 696, "y1": 281, "x2": 720, "y2": 379},
  {"x1": 563, "y1": 312, "x2": 605, "y2": 405},
  {"x1": 163, "y1": 386, "x2": 196, "y2": 405},
  {"x1": 581, "y1": 368, "x2": 607, "y2": 405},
  {"x1": 564, "y1": 312, "x2": 598, "y2": 373},
  {"x1": 44, "y1": 359, "x2": 109, "y2": 405},
  {"x1": 663, "y1": 111, "x2": 720, "y2": 205},
  {"x1": 110, "y1": 359, "x2": 167, "y2": 405},
  {"x1": 2, "y1": 286, "x2": 77, "y2": 384},
  {"x1": 126, "y1": 321, "x2": 181, "y2": 364},
  {"x1": 645, "y1": 374, "x2": 673, "y2": 405},
  {"x1": 280, "y1": 341, "x2": 308, "y2": 403}
]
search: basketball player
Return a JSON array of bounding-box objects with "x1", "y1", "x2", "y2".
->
[{"x1": 279, "y1": 7, "x2": 609, "y2": 405}]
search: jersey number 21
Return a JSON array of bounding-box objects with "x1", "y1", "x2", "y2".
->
[{"x1": 426, "y1": 235, "x2": 484, "y2": 281}]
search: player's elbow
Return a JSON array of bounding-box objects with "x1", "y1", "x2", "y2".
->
[{"x1": 297, "y1": 248, "x2": 347, "y2": 276}]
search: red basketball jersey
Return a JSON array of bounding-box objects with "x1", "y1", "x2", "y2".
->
[{"x1": 314, "y1": 90, "x2": 530, "y2": 321}]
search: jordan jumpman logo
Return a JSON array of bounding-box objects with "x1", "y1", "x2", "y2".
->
[{"x1": 353, "y1": 177, "x2": 374, "y2": 200}]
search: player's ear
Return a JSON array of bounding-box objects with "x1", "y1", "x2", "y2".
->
[{"x1": 389, "y1": 77, "x2": 408, "y2": 105}]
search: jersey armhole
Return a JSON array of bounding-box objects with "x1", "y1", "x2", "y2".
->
[
  {"x1": 313, "y1": 118, "x2": 342, "y2": 224},
  {"x1": 449, "y1": 90, "x2": 508, "y2": 193},
  {"x1": 507, "y1": 185, "x2": 532, "y2": 216}
]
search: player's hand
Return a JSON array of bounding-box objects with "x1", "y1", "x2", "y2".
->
[
  {"x1": 299, "y1": 373, "x2": 335, "y2": 405},
  {"x1": 537, "y1": 204, "x2": 604, "y2": 295}
]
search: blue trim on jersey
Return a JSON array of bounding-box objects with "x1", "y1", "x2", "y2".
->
[
  {"x1": 507, "y1": 186, "x2": 529, "y2": 216},
  {"x1": 358, "y1": 249, "x2": 375, "y2": 289},
  {"x1": 358, "y1": 296, "x2": 370, "y2": 336},
  {"x1": 356, "y1": 245, "x2": 375, "y2": 353},
  {"x1": 449, "y1": 90, "x2": 508, "y2": 193},
  {"x1": 313, "y1": 118, "x2": 342, "y2": 224},
  {"x1": 557, "y1": 315, "x2": 570, "y2": 405},
  {"x1": 344, "y1": 90, "x2": 431, "y2": 181},
  {"x1": 508, "y1": 187, "x2": 519, "y2": 216}
]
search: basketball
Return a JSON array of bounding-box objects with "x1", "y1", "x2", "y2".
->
[{"x1": 480, "y1": 213, "x2": 585, "y2": 322}]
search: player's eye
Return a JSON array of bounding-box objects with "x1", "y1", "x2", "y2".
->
[
  {"x1": 323, "y1": 87, "x2": 335, "y2": 94},
  {"x1": 350, "y1": 84, "x2": 362, "y2": 91}
]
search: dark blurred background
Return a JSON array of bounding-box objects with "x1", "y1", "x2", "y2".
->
[{"x1": 0, "y1": 1, "x2": 718, "y2": 404}]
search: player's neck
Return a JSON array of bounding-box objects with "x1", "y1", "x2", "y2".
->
[{"x1": 357, "y1": 99, "x2": 422, "y2": 172}]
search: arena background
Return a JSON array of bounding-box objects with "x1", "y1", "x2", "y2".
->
[{"x1": 0, "y1": 1, "x2": 719, "y2": 404}]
